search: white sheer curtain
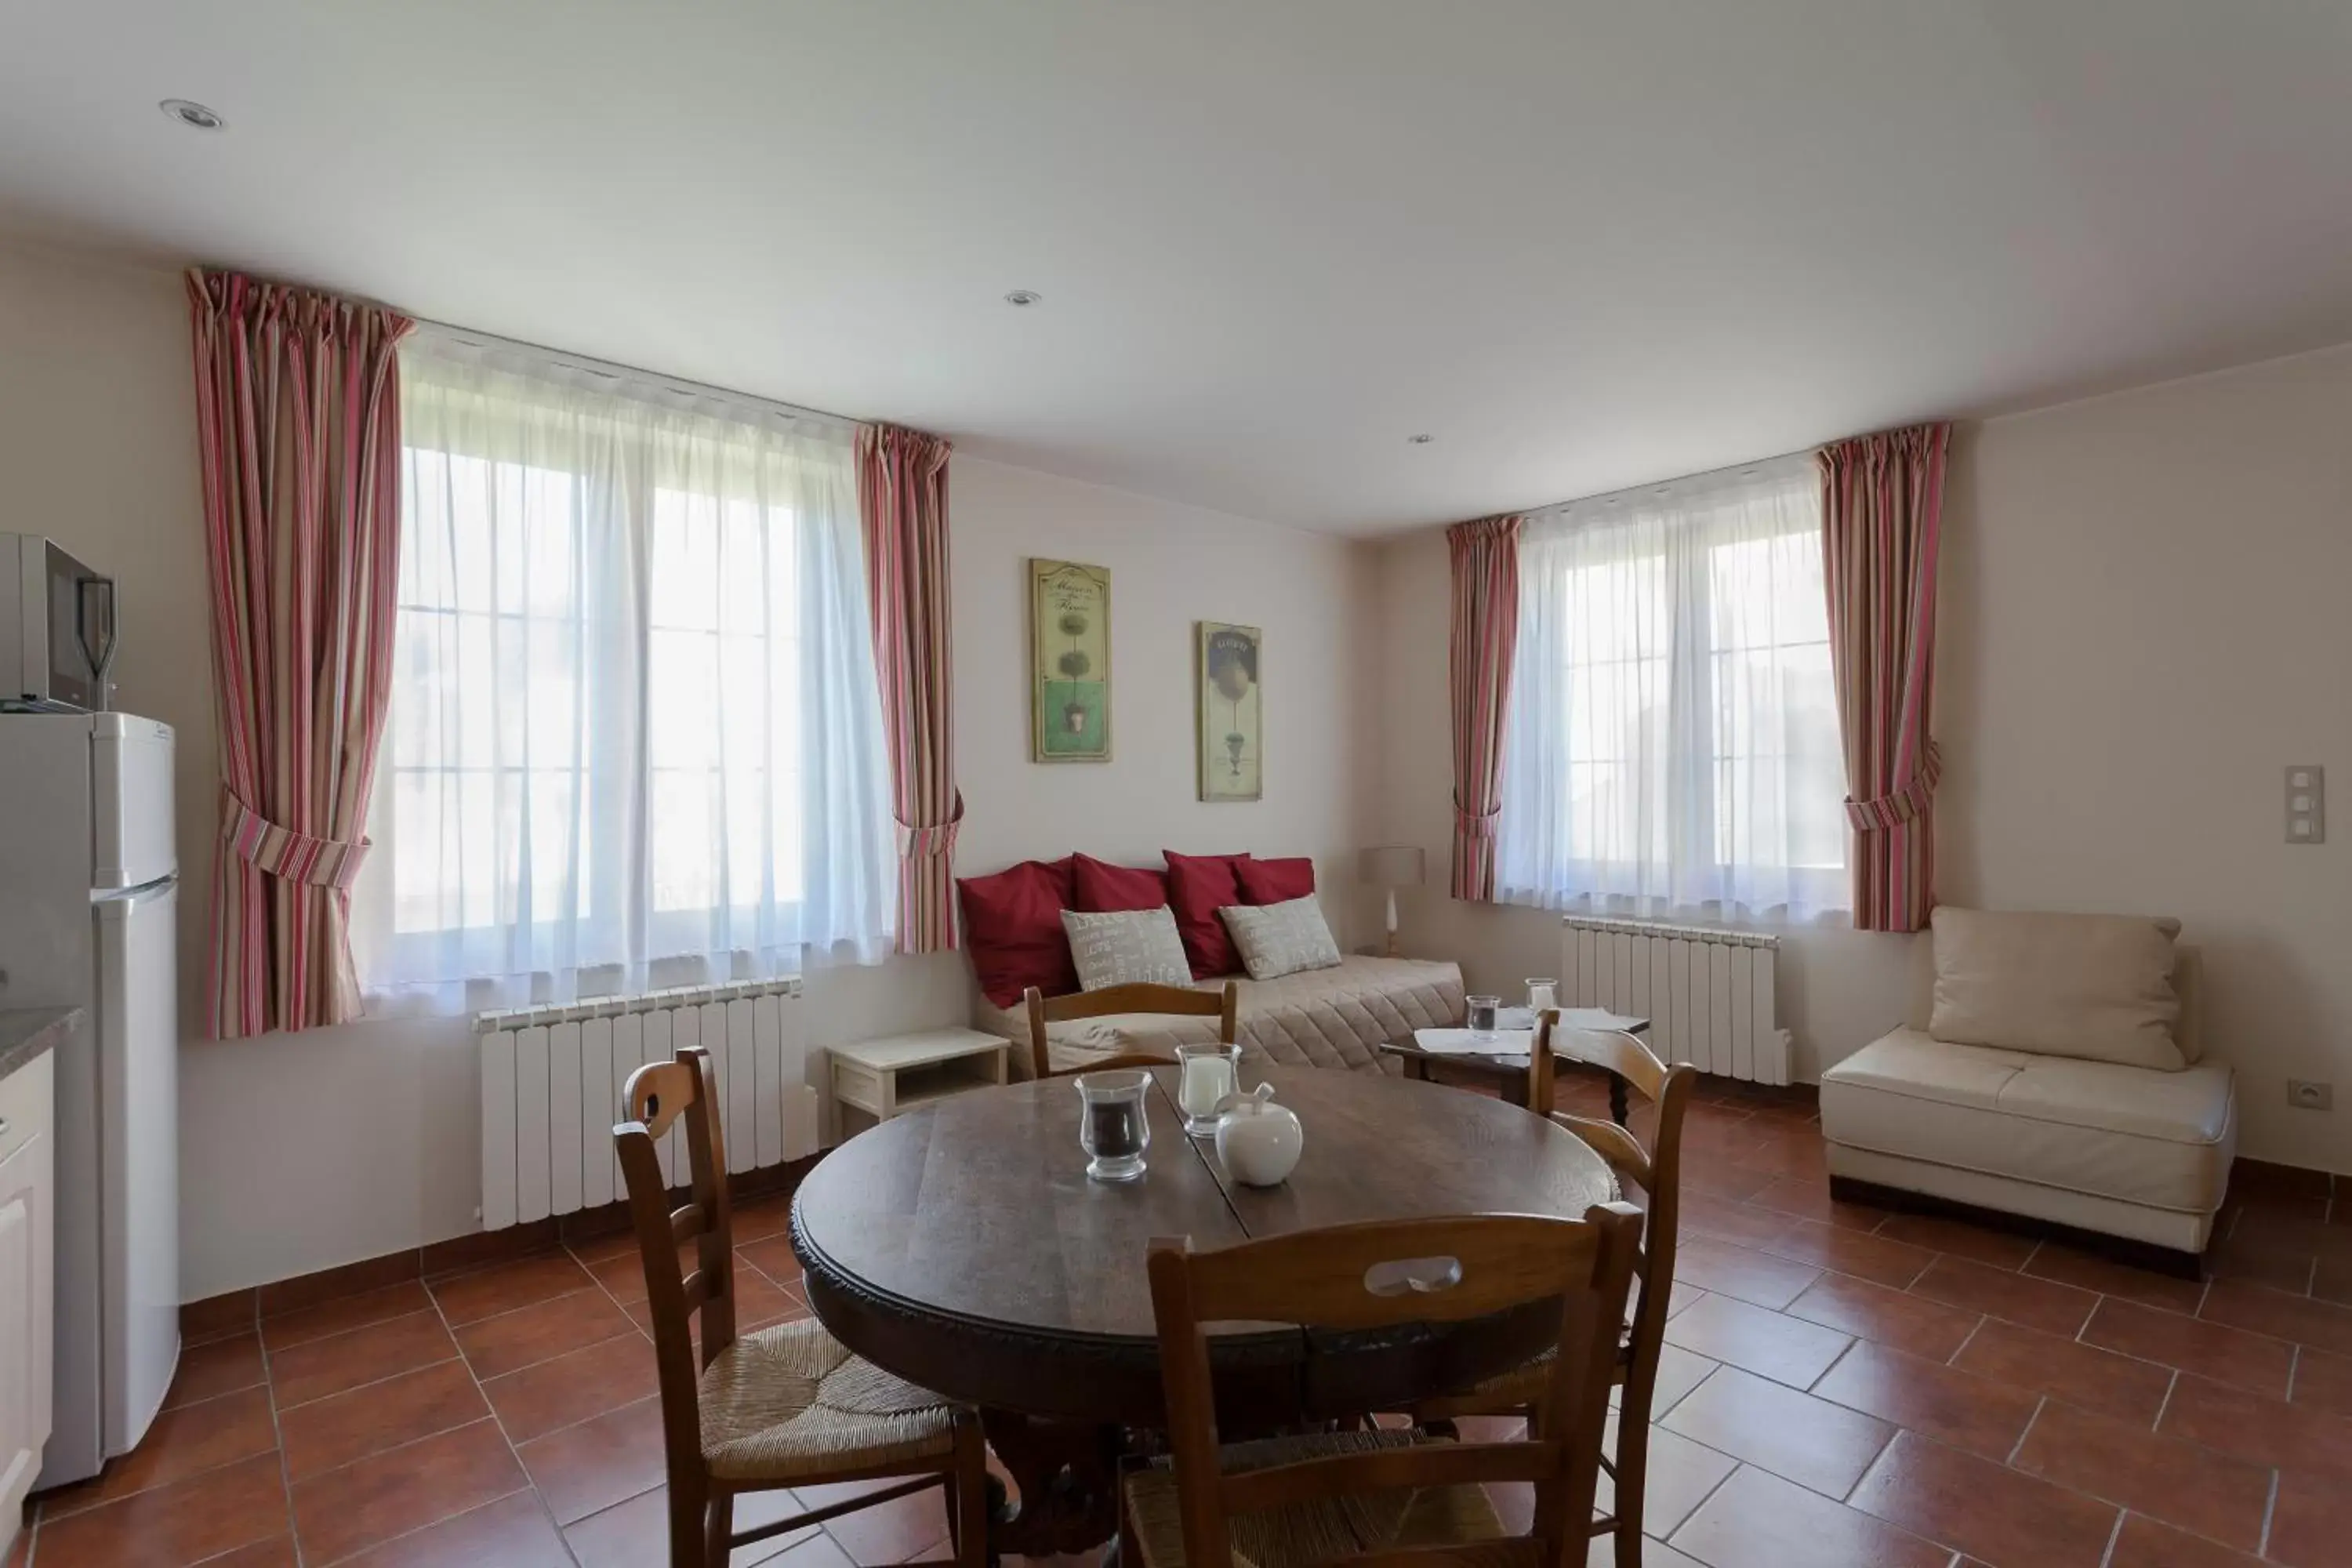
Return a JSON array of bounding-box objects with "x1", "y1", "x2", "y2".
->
[
  {"x1": 351, "y1": 338, "x2": 895, "y2": 1011},
  {"x1": 1495, "y1": 454, "x2": 1848, "y2": 920}
]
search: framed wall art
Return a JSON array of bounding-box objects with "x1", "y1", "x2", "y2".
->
[
  {"x1": 1029, "y1": 559, "x2": 1112, "y2": 762},
  {"x1": 1196, "y1": 621, "x2": 1261, "y2": 802}
]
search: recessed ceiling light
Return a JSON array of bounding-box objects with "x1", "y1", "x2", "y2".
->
[
  {"x1": 1407, "y1": 434, "x2": 1435, "y2": 445},
  {"x1": 160, "y1": 99, "x2": 226, "y2": 131},
  {"x1": 1004, "y1": 289, "x2": 1042, "y2": 307}
]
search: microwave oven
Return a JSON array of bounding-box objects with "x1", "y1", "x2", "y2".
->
[{"x1": 0, "y1": 533, "x2": 116, "y2": 711}]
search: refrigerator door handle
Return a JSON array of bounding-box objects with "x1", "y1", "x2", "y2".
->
[{"x1": 94, "y1": 877, "x2": 178, "y2": 912}]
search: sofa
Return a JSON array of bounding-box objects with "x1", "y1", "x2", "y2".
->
[
  {"x1": 1820, "y1": 907, "x2": 2235, "y2": 1270},
  {"x1": 959, "y1": 850, "x2": 1464, "y2": 1080},
  {"x1": 982, "y1": 954, "x2": 1465, "y2": 1079}
]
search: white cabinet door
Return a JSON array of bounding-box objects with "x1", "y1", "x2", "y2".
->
[{"x1": 0, "y1": 1060, "x2": 54, "y2": 1552}]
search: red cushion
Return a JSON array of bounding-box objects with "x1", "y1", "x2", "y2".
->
[
  {"x1": 956, "y1": 857, "x2": 1077, "y2": 1007},
  {"x1": 1071, "y1": 853, "x2": 1169, "y2": 913},
  {"x1": 1163, "y1": 851, "x2": 1251, "y2": 978},
  {"x1": 1237, "y1": 856, "x2": 1315, "y2": 905}
]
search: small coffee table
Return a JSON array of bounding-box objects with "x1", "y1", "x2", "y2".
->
[{"x1": 1381, "y1": 1014, "x2": 1653, "y2": 1124}]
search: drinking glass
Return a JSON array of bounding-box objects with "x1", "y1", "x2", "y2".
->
[
  {"x1": 1075, "y1": 1069, "x2": 1152, "y2": 1182},
  {"x1": 1525, "y1": 978, "x2": 1559, "y2": 1014},
  {"x1": 1466, "y1": 994, "x2": 1501, "y2": 1040},
  {"x1": 1175, "y1": 1041, "x2": 1242, "y2": 1137}
]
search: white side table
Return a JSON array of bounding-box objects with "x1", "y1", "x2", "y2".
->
[{"x1": 829, "y1": 1027, "x2": 1011, "y2": 1134}]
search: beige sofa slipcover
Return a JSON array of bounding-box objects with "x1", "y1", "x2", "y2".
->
[
  {"x1": 981, "y1": 955, "x2": 1464, "y2": 1080},
  {"x1": 1820, "y1": 913, "x2": 2234, "y2": 1258}
]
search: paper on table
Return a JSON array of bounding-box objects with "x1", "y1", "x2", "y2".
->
[
  {"x1": 1413, "y1": 1007, "x2": 1646, "y2": 1059},
  {"x1": 1485, "y1": 1007, "x2": 1646, "y2": 1033},
  {"x1": 1411, "y1": 1028, "x2": 1537, "y2": 1057},
  {"x1": 1553, "y1": 1006, "x2": 1646, "y2": 1033}
]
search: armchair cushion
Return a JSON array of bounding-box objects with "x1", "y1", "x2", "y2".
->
[{"x1": 1928, "y1": 907, "x2": 2187, "y2": 1071}]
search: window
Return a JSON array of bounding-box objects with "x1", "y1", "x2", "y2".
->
[
  {"x1": 1494, "y1": 456, "x2": 1848, "y2": 919},
  {"x1": 352, "y1": 341, "x2": 895, "y2": 1010}
]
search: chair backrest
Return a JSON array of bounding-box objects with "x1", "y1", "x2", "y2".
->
[
  {"x1": 615, "y1": 1047, "x2": 737, "y2": 1484},
  {"x1": 1146, "y1": 1207, "x2": 1642, "y2": 1568},
  {"x1": 1023, "y1": 980, "x2": 1239, "y2": 1079},
  {"x1": 1526, "y1": 1018, "x2": 1694, "y2": 1413}
]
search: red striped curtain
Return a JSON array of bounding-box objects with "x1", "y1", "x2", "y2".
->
[
  {"x1": 1446, "y1": 515, "x2": 1525, "y2": 900},
  {"x1": 187, "y1": 270, "x2": 413, "y2": 1036},
  {"x1": 1819, "y1": 423, "x2": 1951, "y2": 932},
  {"x1": 855, "y1": 423, "x2": 962, "y2": 953}
]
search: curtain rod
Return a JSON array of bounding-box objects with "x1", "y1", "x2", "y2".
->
[
  {"x1": 1518, "y1": 442, "x2": 1820, "y2": 518},
  {"x1": 408, "y1": 318, "x2": 864, "y2": 435}
]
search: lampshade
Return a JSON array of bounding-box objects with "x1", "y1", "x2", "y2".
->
[{"x1": 1357, "y1": 844, "x2": 1426, "y2": 888}]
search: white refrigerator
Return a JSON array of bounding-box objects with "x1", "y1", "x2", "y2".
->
[{"x1": 0, "y1": 713, "x2": 180, "y2": 1486}]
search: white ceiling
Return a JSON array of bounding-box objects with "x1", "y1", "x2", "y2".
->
[{"x1": 4, "y1": 2, "x2": 2351, "y2": 535}]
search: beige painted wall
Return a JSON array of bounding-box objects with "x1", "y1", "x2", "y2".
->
[
  {"x1": 1937, "y1": 346, "x2": 2352, "y2": 1172},
  {"x1": 1375, "y1": 343, "x2": 2352, "y2": 1173},
  {"x1": 0, "y1": 239, "x2": 1375, "y2": 1298},
  {"x1": 949, "y1": 456, "x2": 1381, "y2": 891}
]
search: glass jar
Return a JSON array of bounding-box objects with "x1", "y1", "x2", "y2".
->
[
  {"x1": 1525, "y1": 978, "x2": 1559, "y2": 1014},
  {"x1": 1175, "y1": 1042, "x2": 1242, "y2": 1137},
  {"x1": 1075, "y1": 1069, "x2": 1152, "y2": 1182},
  {"x1": 1465, "y1": 994, "x2": 1501, "y2": 1040}
]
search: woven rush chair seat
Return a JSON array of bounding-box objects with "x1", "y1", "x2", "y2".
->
[
  {"x1": 699, "y1": 1318, "x2": 960, "y2": 1483},
  {"x1": 1123, "y1": 1430, "x2": 1508, "y2": 1568}
]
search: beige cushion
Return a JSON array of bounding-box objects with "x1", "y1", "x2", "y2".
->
[
  {"x1": 1902, "y1": 931, "x2": 2205, "y2": 1065},
  {"x1": 698, "y1": 1318, "x2": 957, "y2": 1482},
  {"x1": 1217, "y1": 896, "x2": 1343, "y2": 981},
  {"x1": 1820, "y1": 1027, "x2": 2235, "y2": 1216},
  {"x1": 1062, "y1": 906, "x2": 1192, "y2": 990},
  {"x1": 1927, "y1": 907, "x2": 2187, "y2": 1071}
]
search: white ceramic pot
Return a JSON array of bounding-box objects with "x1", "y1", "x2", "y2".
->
[{"x1": 1213, "y1": 1086, "x2": 1304, "y2": 1187}]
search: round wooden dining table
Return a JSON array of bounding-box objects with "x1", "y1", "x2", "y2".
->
[{"x1": 790, "y1": 1063, "x2": 1617, "y2": 1555}]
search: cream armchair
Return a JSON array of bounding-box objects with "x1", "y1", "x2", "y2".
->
[{"x1": 1819, "y1": 908, "x2": 2235, "y2": 1274}]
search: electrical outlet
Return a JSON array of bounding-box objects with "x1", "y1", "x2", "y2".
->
[{"x1": 2288, "y1": 1079, "x2": 2333, "y2": 1111}]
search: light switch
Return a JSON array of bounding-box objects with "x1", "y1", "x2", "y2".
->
[{"x1": 2286, "y1": 764, "x2": 2325, "y2": 844}]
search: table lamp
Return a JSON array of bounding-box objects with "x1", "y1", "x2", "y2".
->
[{"x1": 1357, "y1": 845, "x2": 1426, "y2": 958}]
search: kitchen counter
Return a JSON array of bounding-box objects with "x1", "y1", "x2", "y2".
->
[{"x1": 0, "y1": 1008, "x2": 77, "y2": 1083}]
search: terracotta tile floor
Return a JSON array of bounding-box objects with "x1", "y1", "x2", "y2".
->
[{"x1": 16, "y1": 1068, "x2": 2352, "y2": 1567}]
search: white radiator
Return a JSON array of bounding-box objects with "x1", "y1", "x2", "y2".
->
[
  {"x1": 476, "y1": 978, "x2": 819, "y2": 1230},
  {"x1": 1559, "y1": 916, "x2": 1791, "y2": 1086}
]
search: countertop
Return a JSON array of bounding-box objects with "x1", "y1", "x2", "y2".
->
[{"x1": 0, "y1": 1007, "x2": 78, "y2": 1083}]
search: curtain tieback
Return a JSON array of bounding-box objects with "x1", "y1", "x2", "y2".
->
[
  {"x1": 220, "y1": 789, "x2": 372, "y2": 889},
  {"x1": 897, "y1": 795, "x2": 965, "y2": 859},
  {"x1": 1845, "y1": 742, "x2": 1944, "y2": 832},
  {"x1": 1453, "y1": 797, "x2": 1501, "y2": 840}
]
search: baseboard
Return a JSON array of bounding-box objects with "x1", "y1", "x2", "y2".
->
[{"x1": 180, "y1": 1155, "x2": 818, "y2": 1344}]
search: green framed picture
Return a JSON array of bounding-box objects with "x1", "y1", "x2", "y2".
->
[
  {"x1": 1196, "y1": 621, "x2": 1261, "y2": 802},
  {"x1": 1030, "y1": 559, "x2": 1111, "y2": 762}
]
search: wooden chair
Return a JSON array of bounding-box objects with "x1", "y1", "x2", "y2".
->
[
  {"x1": 1418, "y1": 1014, "x2": 1696, "y2": 1568},
  {"x1": 615, "y1": 1047, "x2": 989, "y2": 1568},
  {"x1": 1022, "y1": 979, "x2": 1240, "y2": 1080},
  {"x1": 1126, "y1": 1206, "x2": 1643, "y2": 1568}
]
